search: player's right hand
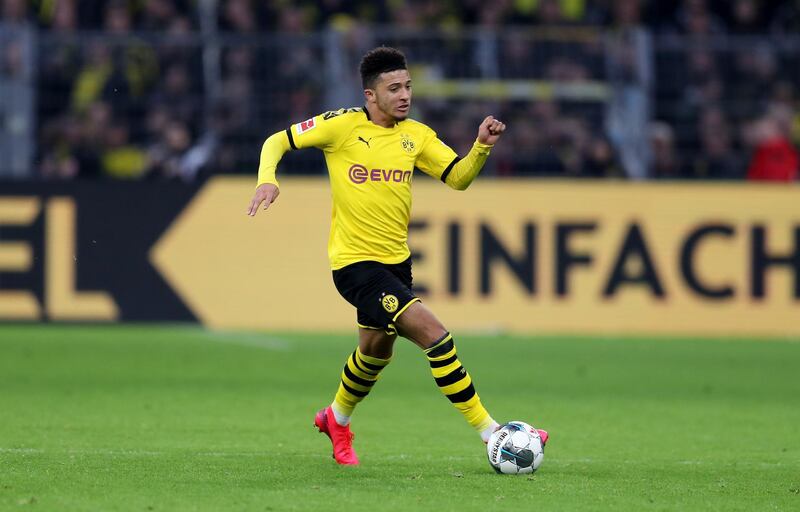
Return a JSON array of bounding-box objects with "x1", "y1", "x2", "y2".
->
[{"x1": 247, "y1": 183, "x2": 280, "y2": 216}]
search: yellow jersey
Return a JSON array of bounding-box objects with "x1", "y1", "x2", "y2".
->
[{"x1": 285, "y1": 107, "x2": 460, "y2": 270}]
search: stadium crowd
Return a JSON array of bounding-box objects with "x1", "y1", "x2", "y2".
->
[{"x1": 1, "y1": 0, "x2": 798, "y2": 181}]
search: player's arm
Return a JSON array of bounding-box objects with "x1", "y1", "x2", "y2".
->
[
  {"x1": 247, "y1": 131, "x2": 289, "y2": 216},
  {"x1": 247, "y1": 114, "x2": 341, "y2": 216},
  {"x1": 443, "y1": 116, "x2": 506, "y2": 191},
  {"x1": 417, "y1": 116, "x2": 506, "y2": 191}
]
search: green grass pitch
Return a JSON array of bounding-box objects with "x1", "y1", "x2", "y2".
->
[{"x1": 1, "y1": 325, "x2": 798, "y2": 511}]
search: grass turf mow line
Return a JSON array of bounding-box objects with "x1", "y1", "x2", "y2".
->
[{"x1": 0, "y1": 325, "x2": 798, "y2": 511}]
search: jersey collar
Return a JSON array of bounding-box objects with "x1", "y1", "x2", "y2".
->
[{"x1": 362, "y1": 105, "x2": 404, "y2": 129}]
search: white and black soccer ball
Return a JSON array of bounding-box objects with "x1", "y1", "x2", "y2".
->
[{"x1": 486, "y1": 421, "x2": 544, "y2": 474}]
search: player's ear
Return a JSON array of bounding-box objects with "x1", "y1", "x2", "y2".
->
[{"x1": 364, "y1": 88, "x2": 376, "y2": 104}]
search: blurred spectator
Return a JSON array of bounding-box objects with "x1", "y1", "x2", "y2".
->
[
  {"x1": 13, "y1": 0, "x2": 800, "y2": 182},
  {"x1": 651, "y1": 122, "x2": 691, "y2": 179},
  {"x1": 685, "y1": 49, "x2": 724, "y2": 108},
  {"x1": 146, "y1": 120, "x2": 196, "y2": 180},
  {"x1": 39, "y1": 116, "x2": 82, "y2": 180},
  {"x1": 104, "y1": 0, "x2": 131, "y2": 33},
  {"x1": 692, "y1": 106, "x2": 743, "y2": 179},
  {"x1": 505, "y1": 111, "x2": 567, "y2": 176},
  {"x1": 581, "y1": 136, "x2": 622, "y2": 178},
  {"x1": 611, "y1": 0, "x2": 641, "y2": 29},
  {"x1": 728, "y1": 0, "x2": 765, "y2": 34},
  {"x1": 48, "y1": 0, "x2": 79, "y2": 30},
  {"x1": 671, "y1": 0, "x2": 726, "y2": 36},
  {"x1": 38, "y1": 105, "x2": 106, "y2": 179},
  {"x1": 101, "y1": 121, "x2": 147, "y2": 179},
  {"x1": 139, "y1": 0, "x2": 184, "y2": 31},
  {"x1": 744, "y1": 109, "x2": 799, "y2": 182},
  {"x1": 69, "y1": 21, "x2": 157, "y2": 117},
  {"x1": 1, "y1": 0, "x2": 27, "y2": 25},
  {"x1": 535, "y1": 0, "x2": 568, "y2": 25},
  {"x1": 37, "y1": 1, "x2": 81, "y2": 121},
  {"x1": 499, "y1": 31, "x2": 537, "y2": 78},
  {"x1": 149, "y1": 62, "x2": 199, "y2": 127},
  {"x1": 727, "y1": 44, "x2": 781, "y2": 123},
  {"x1": 70, "y1": 41, "x2": 158, "y2": 115},
  {"x1": 1, "y1": 34, "x2": 23, "y2": 77},
  {"x1": 505, "y1": 0, "x2": 593, "y2": 25},
  {"x1": 219, "y1": 0, "x2": 259, "y2": 32}
]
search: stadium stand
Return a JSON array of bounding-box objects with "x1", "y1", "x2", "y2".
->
[{"x1": 0, "y1": 0, "x2": 798, "y2": 181}]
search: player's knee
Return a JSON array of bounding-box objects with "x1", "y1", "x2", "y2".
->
[
  {"x1": 406, "y1": 319, "x2": 448, "y2": 348},
  {"x1": 393, "y1": 301, "x2": 448, "y2": 347},
  {"x1": 421, "y1": 320, "x2": 447, "y2": 346},
  {"x1": 359, "y1": 329, "x2": 396, "y2": 358}
]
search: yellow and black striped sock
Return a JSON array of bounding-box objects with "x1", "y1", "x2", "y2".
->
[
  {"x1": 331, "y1": 347, "x2": 390, "y2": 422},
  {"x1": 425, "y1": 333, "x2": 494, "y2": 433}
]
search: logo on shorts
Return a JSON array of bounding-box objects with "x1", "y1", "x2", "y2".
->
[{"x1": 381, "y1": 294, "x2": 399, "y2": 313}]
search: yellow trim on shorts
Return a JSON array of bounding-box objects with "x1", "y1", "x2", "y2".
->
[
  {"x1": 357, "y1": 323, "x2": 397, "y2": 336},
  {"x1": 392, "y1": 297, "x2": 421, "y2": 322}
]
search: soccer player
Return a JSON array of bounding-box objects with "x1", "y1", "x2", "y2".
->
[{"x1": 247, "y1": 47, "x2": 547, "y2": 465}]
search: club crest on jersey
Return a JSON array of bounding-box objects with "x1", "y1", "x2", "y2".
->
[
  {"x1": 400, "y1": 133, "x2": 415, "y2": 153},
  {"x1": 295, "y1": 118, "x2": 316, "y2": 135}
]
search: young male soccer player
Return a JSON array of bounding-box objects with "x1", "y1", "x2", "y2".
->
[{"x1": 247, "y1": 47, "x2": 547, "y2": 465}]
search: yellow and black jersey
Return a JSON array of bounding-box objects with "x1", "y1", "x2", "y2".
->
[{"x1": 283, "y1": 107, "x2": 460, "y2": 270}]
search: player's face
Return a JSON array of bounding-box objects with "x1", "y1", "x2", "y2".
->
[{"x1": 373, "y1": 69, "x2": 412, "y2": 121}]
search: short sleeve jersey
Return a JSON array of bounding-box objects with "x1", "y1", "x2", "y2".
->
[{"x1": 285, "y1": 107, "x2": 459, "y2": 270}]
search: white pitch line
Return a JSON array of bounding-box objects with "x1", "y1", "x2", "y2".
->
[
  {"x1": 0, "y1": 447, "x2": 315, "y2": 458},
  {"x1": 3, "y1": 448, "x2": 791, "y2": 468},
  {"x1": 196, "y1": 330, "x2": 292, "y2": 351},
  {"x1": 0, "y1": 448, "x2": 44, "y2": 454}
]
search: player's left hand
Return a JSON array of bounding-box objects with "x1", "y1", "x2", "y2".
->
[{"x1": 477, "y1": 115, "x2": 506, "y2": 145}]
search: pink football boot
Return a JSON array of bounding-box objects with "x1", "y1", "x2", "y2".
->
[{"x1": 314, "y1": 406, "x2": 359, "y2": 466}]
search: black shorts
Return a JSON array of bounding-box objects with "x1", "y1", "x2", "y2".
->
[{"x1": 332, "y1": 258, "x2": 420, "y2": 335}]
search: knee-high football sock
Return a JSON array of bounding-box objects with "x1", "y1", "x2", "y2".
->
[
  {"x1": 330, "y1": 347, "x2": 390, "y2": 426},
  {"x1": 425, "y1": 333, "x2": 498, "y2": 441}
]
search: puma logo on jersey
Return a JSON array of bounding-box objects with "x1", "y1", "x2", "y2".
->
[{"x1": 357, "y1": 136, "x2": 372, "y2": 148}]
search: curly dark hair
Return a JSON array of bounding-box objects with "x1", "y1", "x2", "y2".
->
[{"x1": 359, "y1": 47, "x2": 408, "y2": 89}]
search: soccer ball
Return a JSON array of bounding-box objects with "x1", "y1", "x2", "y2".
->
[{"x1": 486, "y1": 421, "x2": 544, "y2": 474}]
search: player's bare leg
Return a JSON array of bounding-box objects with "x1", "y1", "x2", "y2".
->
[
  {"x1": 394, "y1": 302, "x2": 500, "y2": 442},
  {"x1": 315, "y1": 328, "x2": 395, "y2": 465},
  {"x1": 358, "y1": 327, "x2": 396, "y2": 359},
  {"x1": 393, "y1": 301, "x2": 446, "y2": 349}
]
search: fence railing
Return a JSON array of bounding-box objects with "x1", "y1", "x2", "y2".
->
[
  {"x1": 0, "y1": 23, "x2": 35, "y2": 179},
  {"x1": 18, "y1": 26, "x2": 781, "y2": 181}
]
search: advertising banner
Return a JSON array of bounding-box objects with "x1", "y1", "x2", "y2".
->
[{"x1": 2, "y1": 178, "x2": 798, "y2": 336}]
